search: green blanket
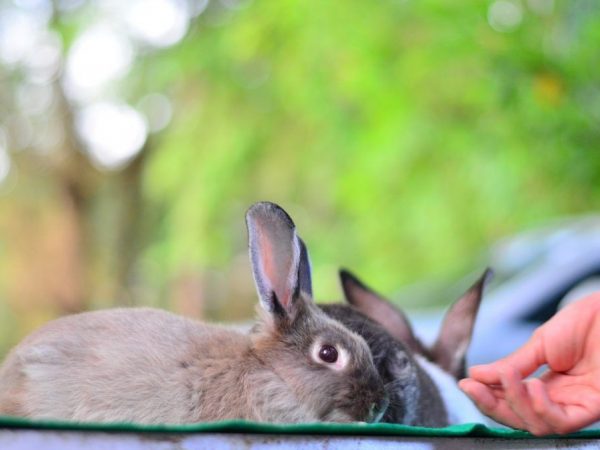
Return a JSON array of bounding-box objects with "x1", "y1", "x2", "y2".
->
[{"x1": 1, "y1": 416, "x2": 599, "y2": 439}]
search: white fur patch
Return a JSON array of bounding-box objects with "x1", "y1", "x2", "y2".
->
[{"x1": 414, "y1": 355, "x2": 487, "y2": 425}]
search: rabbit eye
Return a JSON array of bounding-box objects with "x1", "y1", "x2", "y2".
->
[{"x1": 318, "y1": 345, "x2": 338, "y2": 363}]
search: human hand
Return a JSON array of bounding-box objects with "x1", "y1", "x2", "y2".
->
[{"x1": 459, "y1": 294, "x2": 600, "y2": 436}]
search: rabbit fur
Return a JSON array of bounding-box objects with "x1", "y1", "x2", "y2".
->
[
  {"x1": 320, "y1": 269, "x2": 492, "y2": 426},
  {"x1": 0, "y1": 202, "x2": 386, "y2": 424}
]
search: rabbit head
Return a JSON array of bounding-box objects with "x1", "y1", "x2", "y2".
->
[
  {"x1": 319, "y1": 302, "x2": 446, "y2": 426},
  {"x1": 245, "y1": 202, "x2": 388, "y2": 423},
  {"x1": 321, "y1": 269, "x2": 491, "y2": 426}
]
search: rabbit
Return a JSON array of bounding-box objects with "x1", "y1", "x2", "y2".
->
[
  {"x1": 320, "y1": 268, "x2": 492, "y2": 427},
  {"x1": 0, "y1": 202, "x2": 387, "y2": 424}
]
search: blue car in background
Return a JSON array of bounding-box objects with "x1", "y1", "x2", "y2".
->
[{"x1": 402, "y1": 215, "x2": 600, "y2": 367}]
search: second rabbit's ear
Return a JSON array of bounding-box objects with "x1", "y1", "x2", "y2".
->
[
  {"x1": 339, "y1": 269, "x2": 426, "y2": 355},
  {"x1": 431, "y1": 268, "x2": 493, "y2": 379},
  {"x1": 246, "y1": 202, "x2": 311, "y2": 321},
  {"x1": 297, "y1": 238, "x2": 313, "y2": 298}
]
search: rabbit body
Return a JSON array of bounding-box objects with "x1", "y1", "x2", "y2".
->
[
  {"x1": 412, "y1": 354, "x2": 486, "y2": 425},
  {"x1": 0, "y1": 202, "x2": 386, "y2": 424},
  {"x1": 0, "y1": 308, "x2": 317, "y2": 423}
]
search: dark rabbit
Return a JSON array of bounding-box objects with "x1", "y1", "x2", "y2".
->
[
  {"x1": 321, "y1": 269, "x2": 492, "y2": 426},
  {"x1": 0, "y1": 202, "x2": 387, "y2": 424}
]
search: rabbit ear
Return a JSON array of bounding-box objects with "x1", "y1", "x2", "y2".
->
[
  {"x1": 431, "y1": 268, "x2": 493, "y2": 379},
  {"x1": 297, "y1": 238, "x2": 313, "y2": 298},
  {"x1": 339, "y1": 269, "x2": 426, "y2": 354},
  {"x1": 246, "y1": 202, "x2": 308, "y2": 320}
]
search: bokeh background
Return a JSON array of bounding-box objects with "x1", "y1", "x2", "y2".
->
[{"x1": 0, "y1": 0, "x2": 599, "y2": 357}]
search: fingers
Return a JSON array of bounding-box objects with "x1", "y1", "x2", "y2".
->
[
  {"x1": 459, "y1": 378, "x2": 526, "y2": 429},
  {"x1": 528, "y1": 378, "x2": 594, "y2": 435},
  {"x1": 469, "y1": 333, "x2": 545, "y2": 384},
  {"x1": 468, "y1": 367, "x2": 590, "y2": 436},
  {"x1": 527, "y1": 378, "x2": 570, "y2": 434},
  {"x1": 500, "y1": 367, "x2": 554, "y2": 436},
  {"x1": 458, "y1": 378, "x2": 498, "y2": 412}
]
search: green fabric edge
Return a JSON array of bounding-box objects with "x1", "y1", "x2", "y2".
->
[{"x1": 1, "y1": 416, "x2": 600, "y2": 439}]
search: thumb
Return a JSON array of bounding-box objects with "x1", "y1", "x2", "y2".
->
[{"x1": 470, "y1": 332, "x2": 545, "y2": 384}]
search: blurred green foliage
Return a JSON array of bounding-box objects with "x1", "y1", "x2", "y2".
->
[
  {"x1": 142, "y1": 0, "x2": 600, "y2": 294},
  {"x1": 0, "y1": 0, "x2": 600, "y2": 356}
]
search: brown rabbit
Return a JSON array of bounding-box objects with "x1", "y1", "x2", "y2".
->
[{"x1": 0, "y1": 202, "x2": 386, "y2": 424}]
